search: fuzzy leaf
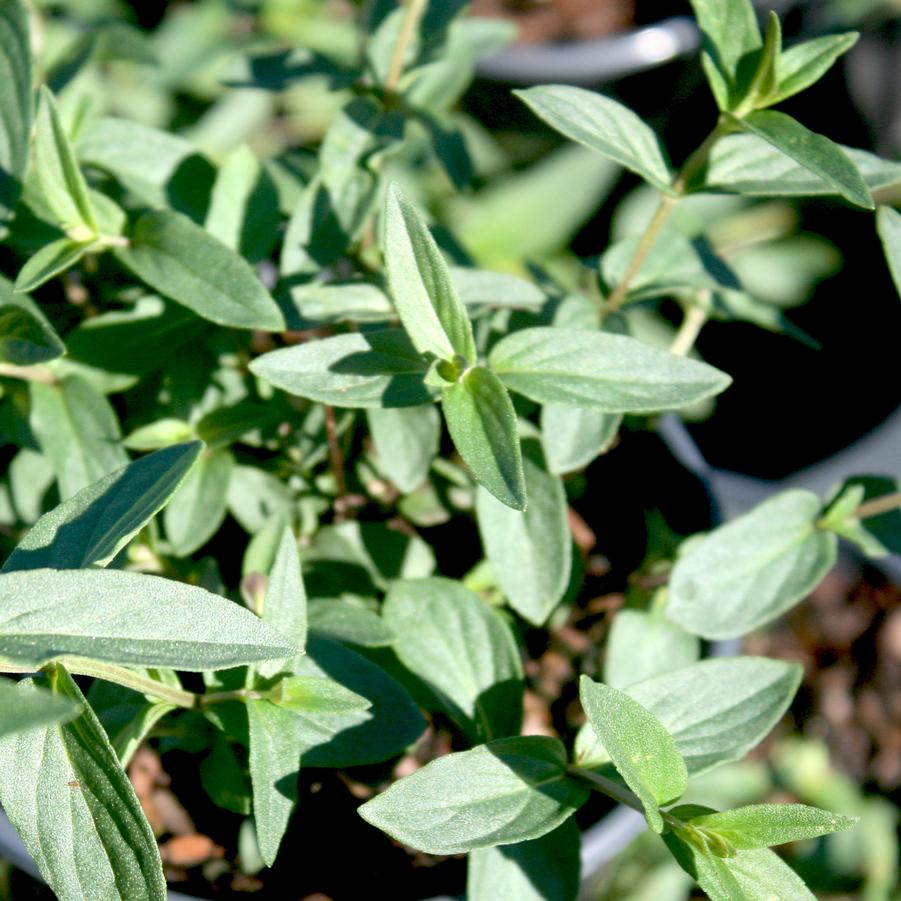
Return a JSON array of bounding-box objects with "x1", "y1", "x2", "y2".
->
[
  {"x1": 383, "y1": 577, "x2": 523, "y2": 742},
  {"x1": 0, "y1": 677, "x2": 80, "y2": 737},
  {"x1": 667, "y1": 490, "x2": 836, "y2": 639},
  {"x1": 541, "y1": 406, "x2": 621, "y2": 475},
  {"x1": 0, "y1": 568, "x2": 295, "y2": 670},
  {"x1": 0, "y1": 0, "x2": 31, "y2": 232},
  {"x1": 773, "y1": 32, "x2": 859, "y2": 105},
  {"x1": 4, "y1": 442, "x2": 202, "y2": 572},
  {"x1": 0, "y1": 282, "x2": 65, "y2": 365},
  {"x1": 367, "y1": 404, "x2": 441, "y2": 493},
  {"x1": 877, "y1": 206, "x2": 901, "y2": 301},
  {"x1": 579, "y1": 677, "x2": 687, "y2": 832},
  {"x1": 515, "y1": 85, "x2": 673, "y2": 191},
  {"x1": 442, "y1": 366, "x2": 526, "y2": 510},
  {"x1": 489, "y1": 327, "x2": 731, "y2": 412},
  {"x1": 358, "y1": 736, "x2": 588, "y2": 854}
]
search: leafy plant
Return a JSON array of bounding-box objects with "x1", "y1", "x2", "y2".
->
[{"x1": 0, "y1": 0, "x2": 899, "y2": 898}]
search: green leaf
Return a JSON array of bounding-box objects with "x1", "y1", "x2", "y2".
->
[
  {"x1": 247, "y1": 699, "x2": 300, "y2": 867},
  {"x1": 515, "y1": 85, "x2": 673, "y2": 191},
  {"x1": 744, "y1": 12, "x2": 781, "y2": 107},
  {"x1": 773, "y1": 32, "x2": 859, "y2": 105},
  {"x1": 476, "y1": 443, "x2": 571, "y2": 625},
  {"x1": 0, "y1": 0, "x2": 31, "y2": 234},
  {"x1": 367, "y1": 403, "x2": 441, "y2": 493},
  {"x1": 114, "y1": 210, "x2": 284, "y2": 331},
  {"x1": 200, "y1": 735, "x2": 251, "y2": 815},
  {"x1": 0, "y1": 280, "x2": 65, "y2": 365},
  {"x1": 541, "y1": 405, "x2": 621, "y2": 475},
  {"x1": 358, "y1": 736, "x2": 588, "y2": 854},
  {"x1": 575, "y1": 657, "x2": 801, "y2": 776},
  {"x1": 205, "y1": 144, "x2": 279, "y2": 262},
  {"x1": 4, "y1": 441, "x2": 203, "y2": 572},
  {"x1": 32, "y1": 87, "x2": 98, "y2": 234},
  {"x1": 255, "y1": 527, "x2": 307, "y2": 678},
  {"x1": 467, "y1": 818, "x2": 581, "y2": 901},
  {"x1": 269, "y1": 635, "x2": 426, "y2": 768},
  {"x1": 663, "y1": 830, "x2": 816, "y2": 901},
  {"x1": 825, "y1": 475, "x2": 901, "y2": 557},
  {"x1": 451, "y1": 267, "x2": 546, "y2": 311},
  {"x1": 163, "y1": 447, "x2": 233, "y2": 556},
  {"x1": 124, "y1": 418, "x2": 194, "y2": 451},
  {"x1": 383, "y1": 182, "x2": 476, "y2": 362},
  {"x1": 579, "y1": 677, "x2": 687, "y2": 832},
  {"x1": 0, "y1": 670, "x2": 167, "y2": 901},
  {"x1": 604, "y1": 609, "x2": 700, "y2": 690},
  {"x1": 733, "y1": 111, "x2": 873, "y2": 209},
  {"x1": 382, "y1": 577, "x2": 523, "y2": 742},
  {"x1": 30, "y1": 375, "x2": 129, "y2": 500},
  {"x1": 667, "y1": 489, "x2": 837, "y2": 639},
  {"x1": 688, "y1": 0, "x2": 762, "y2": 109},
  {"x1": 14, "y1": 237, "x2": 95, "y2": 293},
  {"x1": 227, "y1": 464, "x2": 294, "y2": 535},
  {"x1": 684, "y1": 803, "x2": 858, "y2": 850},
  {"x1": 267, "y1": 675, "x2": 370, "y2": 715},
  {"x1": 0, "y1": 677, "x2": 80, "y2": 737},
  {"x1": 0, "y1": 568, "x2": 295, "y2": 669},
  {"x1": 442, "y1": 366, "x2": 525, "y2": 511},
  {"x1": 877, "y1": 206, "x2": 901, "y2": 300},
  {"x1": 250, "y1": 329, "x2": 431, "y2": 409},
  {"x1": 489, "y1": 327, "x2": 731, "y2": 412},
  {"x1": 702, "y1": 135, "x2": 901, "y2": 197},
  {"x1": 307, "y1": 598, "x2": 394, "y2": 648}
]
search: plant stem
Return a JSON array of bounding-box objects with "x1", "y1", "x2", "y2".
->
[
  {"x1": 324, "y1": 403, "x2": 348, "y2": 501},
  {"x1": 567, "y1": 765, "x2": 645, "y2": 814},
  {"x1": 604, "y1": 194, "x2": 678, "y2": 314},
  {"x1": 384, "y1": 0, "x2": 428, "y2": 94},
  {"x1": 854, "y1": 490, "x2": 901, "y2": 521},
  {"x1": 200, "y1": 688, "x2": 265, "y2": 706},
  {"x1": 0, "y1": 658, "x2": 199, "y2": 708},
  {"x1": 603, "y1": 118, "x2": 732, "y2": 316},
  {"x1": 669, "y1": 296, "x2": 709, "y2": 357},
  {"x1": 0, "y1": 362, "x2": 59, "y2": 385}
]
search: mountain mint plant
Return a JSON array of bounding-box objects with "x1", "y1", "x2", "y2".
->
[{"x1": 0, "y1": 0, "x2": 900, "y2": 898}]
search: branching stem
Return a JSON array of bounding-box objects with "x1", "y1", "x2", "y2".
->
[{"x1": 854, "y1": 490, "x2": 901, "y2": 521}]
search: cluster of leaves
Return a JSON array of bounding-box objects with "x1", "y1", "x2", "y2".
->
[{"x1": 0, "y1": 0, "x2": 900, "y2": 898}]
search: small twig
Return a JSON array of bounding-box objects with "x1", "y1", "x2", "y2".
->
[
  {"x1": 854, "y1": 490, "x2": 901, "y2": 521},
  {"x1": 384, "y1": 0, "x2": 428, "y2": 94}
]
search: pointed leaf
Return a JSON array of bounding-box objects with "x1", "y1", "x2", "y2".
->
[
  {"x1": 877, "y1": 206, "x2": 901, "y2": 300},
  {"x1": 0, "y1": 568, "x2": 295, "y2": 669},
  {"x1": 668, "y1": 489, "x2": 837, "y2": 639},
  {"x1": 476, "y1": 444, "x2": 571, "y2": 625},
  {"x1": 576, "y1": 657, "x2": 802, "y2": 776},
  {"x1": 247, "y1": 699, "x2": 300, "y2": 867},
  {"x1": 250, "y1": 329, "x2": 431, "y2": 409},
  {"x1": 0, "y1": 0, "x2": 31, "y2": 233},
  {"x1": 32, "y1": 87, "x2": 98, "y2": 233},
  {"x1": 734, "y1": 111, "x2": 873, "y2": 209},
  {"x1": 489, "y1": 327, "x2": 731, "y2": 412},
  {"x1": 702, "y1": 135, "x2": 901, "y2": 197},
  {"x1": 256, "y1": 527, "x2": 307, "y2": 677},
  {"x1": 267, "y1": 675, "x2": 370, "y2": 715},
  {"x1": 383, "y1": 577, "x2": 523, "y2": 742},
  {"x1": 358, "y1": 736, "x2": 588, "y2": 854},
  {"x1": 367, "y1": 403, "x2": 441, "y2": 493},
  {"x1": 541, "y1": 405, "x2": 621, "y2": 475},
  {"x1": 774, "y1": 32, "x2": 859, "y2": 105},
  {"x1": 30, "y1": 376, "x2": 129, "y2": 500},
  {"x1": 442, "y1": 366, "x2": 525, "y2": 510},
  {"x1": 4, "y1": 441, "x2": 202, "y2": 572},
  {"x1": 0, "y1": 677, "x2": 80, "y2": 737},
  {"x1": 15, "y1": 237, "x2": 94, "y2": 293},
  {"x1": 163, "y1": 448, "x2": 233, "y2": 556},
  {"x1": 515, "y1": 85, "x2": 673, "y2": 191},
  {"x1": 686, "y1": 803, "x2": 858, "y2": 850},
  {"x1": 0, "y1": 281, "x2": 65, "y2": 365},
  {"x1": 384, "y1": 183, "x2": 476, "y2": 361},
  {"x1": 0, "y1": 670, "x2": 167, "y2": 901},
  {"x1": 579, "y1": 677, "x2": 687, "y2": 832},
  {"x1": 114, "y1": 209, "x2": 284, "y2": 331}
]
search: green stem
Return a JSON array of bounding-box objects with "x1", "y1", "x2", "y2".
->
[
  {"x1": 0, "y1": 362, "x2": 59, "y2": 385},
  {"x1": 669, "y1": 296, "x2": 709, "y2": 357},
  {"x1": 384, "y1": 0, "x2": 428, "y2": 94},
  {"x1": 854, "y1": 490, "x2": 901, "y2": 521},
  {"x1": 0, "y1": 658, "x2": 199, "y2": 708},
  {"x1": 567, "y1": 765, "x2": 645, "y2": 814},
  {"x1": 603, "y1": 118, "x2": 732, "y2": 316},
  {"x1": 200, "y1": 688, "x2": 265, "y2": 706}
]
